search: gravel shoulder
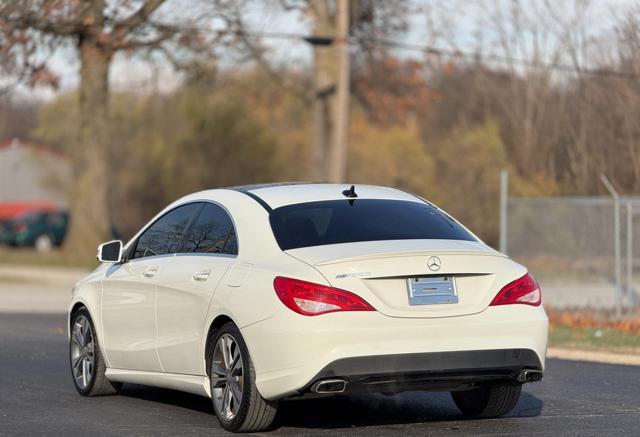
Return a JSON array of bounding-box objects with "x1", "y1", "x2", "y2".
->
[
  {"x1": 0, "y1": 264, "x2": 88, "y2": 287},
  {"x1": 0, "y1": 264, "x2": 87, "y2": 313}
]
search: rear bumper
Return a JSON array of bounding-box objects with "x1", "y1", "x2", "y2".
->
[
  {"x1": 242, "y1": 305, "x2": 548, "y2": 400},
  {"x1": 303, "y1": 348, "x2": 542, "y2": 395}
]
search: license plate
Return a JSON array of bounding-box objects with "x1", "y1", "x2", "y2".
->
[{"x1": 406, "y1": 276, "x2": 458, "y2": 305}]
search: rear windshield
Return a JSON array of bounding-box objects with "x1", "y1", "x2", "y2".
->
[{"x1": 269, "y1": 199, "x2": 476, "y2": 250}]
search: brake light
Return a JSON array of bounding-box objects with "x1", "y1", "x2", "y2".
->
[
  {"x1": 490, "y1": 273, "x2": 541, "y2": 307},
  {"x1": 14, "y1": 222, "x2": 27, "y2": 233},
  {"x1": 273, "y1": 276, "x2": 375, "y2": 316}
]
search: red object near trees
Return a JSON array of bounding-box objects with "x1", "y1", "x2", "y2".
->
[{"x1": 0, "y1": 202, "x2": 57, "y2": 220}]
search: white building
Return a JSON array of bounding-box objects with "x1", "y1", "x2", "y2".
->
[{"x1": 0, "y1": 138, "x2": 71, "y2": 208}]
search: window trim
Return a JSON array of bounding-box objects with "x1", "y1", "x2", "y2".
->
[
  {"x1": 125, "y1": 199, "x2": 239, "y2": 262},
  {"x1": 173, "y1": 252, "x2": 237, "y2": 259}
]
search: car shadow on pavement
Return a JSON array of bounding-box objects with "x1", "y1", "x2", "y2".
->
[
  {"x1": 119, "y1": 384, "x2": 543, "y2": 431},
  {"x1": 276, "y1": 391, "x2": 543, "y2": 429}
]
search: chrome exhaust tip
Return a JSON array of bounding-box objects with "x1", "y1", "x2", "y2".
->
[
  {"x1": 517, "y1": 369, "x2": 543, "y2": 383},
  {"x1": 311, "y1": 379, "x2": 347, "y2": 394}
]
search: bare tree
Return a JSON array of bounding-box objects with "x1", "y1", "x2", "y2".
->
[
  {"x1": 214, "y1": 0, "x2": 411, "y2": 181},
  {"x1": 0, "y1": 0, "x2": 223, "y2": 256}
]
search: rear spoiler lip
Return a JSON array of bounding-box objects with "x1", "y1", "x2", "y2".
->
[{"x1": 286, "y1": 247, "x2": 506, "y2": 266}]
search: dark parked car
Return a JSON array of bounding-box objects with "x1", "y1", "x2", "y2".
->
[
  {"x1": 0, "y1": 219, "x2": 13, "y2": 245},
  {"x1": 1, "y1": 210, "x2": 69, "y2": 251}
]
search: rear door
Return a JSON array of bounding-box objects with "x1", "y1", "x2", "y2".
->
[
  {"x1": 101, "y1": 203, "x2": 200, "y2": 371},
  {"x1": 156, "y1": 202, "x2": 238, "y2": 375}
]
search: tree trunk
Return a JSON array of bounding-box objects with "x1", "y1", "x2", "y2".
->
[
  {"x1": 64, "y1": 36, "x2": 113, "y2": 258},
  {"x1": 311, "y1": 62, "x2": 333, "y2": 181}
]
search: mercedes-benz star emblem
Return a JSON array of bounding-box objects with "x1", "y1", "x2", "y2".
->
[{"x1": 427, "y1": 256, "x2": 442, "y2": 271}]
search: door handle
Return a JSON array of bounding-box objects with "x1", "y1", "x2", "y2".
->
[
  {"x1": 142, "y1": 267, "x2": 158, "y2": 278},
  {"x1": 192, "y1": 270, "x2": 211, "y2": 282}
]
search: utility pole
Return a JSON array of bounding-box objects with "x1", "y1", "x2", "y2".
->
[
  {"x1": 627, "y1": 203, "x2": 633, "y2": 311},
  {"x1": 328, "y1": 0, "x2": 349, "y2": 183},
  {"x1": 601, "y1": 174, "x2": 622, "y2": 320},
  {"x1": 309, "y1": 0, "x2": 337, "y2": 181}
]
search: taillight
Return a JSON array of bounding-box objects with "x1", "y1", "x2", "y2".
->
[
  {"x1": 273, "y1": 276, "x2": 375, "y2": 316},
  {"x1": 14, "y1": 222, "x2": 27, "y2": 233},
  {"x1": 490, "y1": 273, "x2": 541, "y2": 307}
]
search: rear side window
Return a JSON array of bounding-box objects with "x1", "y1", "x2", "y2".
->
[
  {"x1": 133, "y1": 203, "x2": 200, "y2": 259},
  {"x1": 182, "y1": 203, "x2": 238, "y2": 255},
  {"x1": 270, "y1": 199, "x2": 476, "y2": 250}
]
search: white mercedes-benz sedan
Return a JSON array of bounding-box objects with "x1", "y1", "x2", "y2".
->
[{"x1": 68, "y1": 183, "x2": 548, "y2": 432}]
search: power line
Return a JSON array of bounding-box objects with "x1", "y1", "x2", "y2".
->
[
  {"x1": 373, "y1": 37, "x2": 640, "y2": 80},
  {"x1": 232, "y1": 29, "x2": 640, "y2": 80}
]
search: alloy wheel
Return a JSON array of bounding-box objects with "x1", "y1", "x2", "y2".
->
[
  {"x1": 70, "y1": 315, "x2": 95, "y2": 390},
  {"x1": 211, "y1": 333, "x2": 244, "y2": 420}
]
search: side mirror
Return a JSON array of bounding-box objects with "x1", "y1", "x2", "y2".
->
[{"x1": 97, "y1": 240, "x2": 123, "y2": 263}]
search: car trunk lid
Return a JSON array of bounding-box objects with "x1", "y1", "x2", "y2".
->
[{"x1": 286, "y1": 240, "x2": 524, "y2": 318}]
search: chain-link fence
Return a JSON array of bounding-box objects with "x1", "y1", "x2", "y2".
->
[{"x1": 504, "y1": 195, "x2": 640, "y2": 315}]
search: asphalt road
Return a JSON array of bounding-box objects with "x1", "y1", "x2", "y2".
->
[{"x1": 1, "y1": 313, "x2": 639, "y2": 436}]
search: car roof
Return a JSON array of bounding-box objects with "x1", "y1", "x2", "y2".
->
[
  {"x1": 225, "y1": 182, "x2": 424, "y2": 210},
  {"x1": 178, "y1": 183, "x2": 426, "y2": 212}
]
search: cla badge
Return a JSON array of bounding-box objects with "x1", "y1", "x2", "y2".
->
[{"x1": 427, "y1": 256, "x2": 442, "y2": 271}]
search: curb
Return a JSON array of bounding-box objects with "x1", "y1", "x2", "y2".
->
[{"x1": 547, "y1": 347, "x2": 640, "y2": 366}]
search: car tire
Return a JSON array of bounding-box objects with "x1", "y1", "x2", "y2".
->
[
  {"x1": 451, "y1": 382, "x2": 522, "y2": 418},
  {"x1": 208, "y1": 322, "x2": 278, "y2": 432},
  {"x1": 34, "y1": 234, "x2": 53, "y2": 252},
  {"x1": 69, "y1": 308, "x2": 122, "y2": 396}
]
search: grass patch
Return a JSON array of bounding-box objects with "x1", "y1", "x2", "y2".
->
[{"x1": 549, "y1": 324, "x2": 640, "y2": 354}]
